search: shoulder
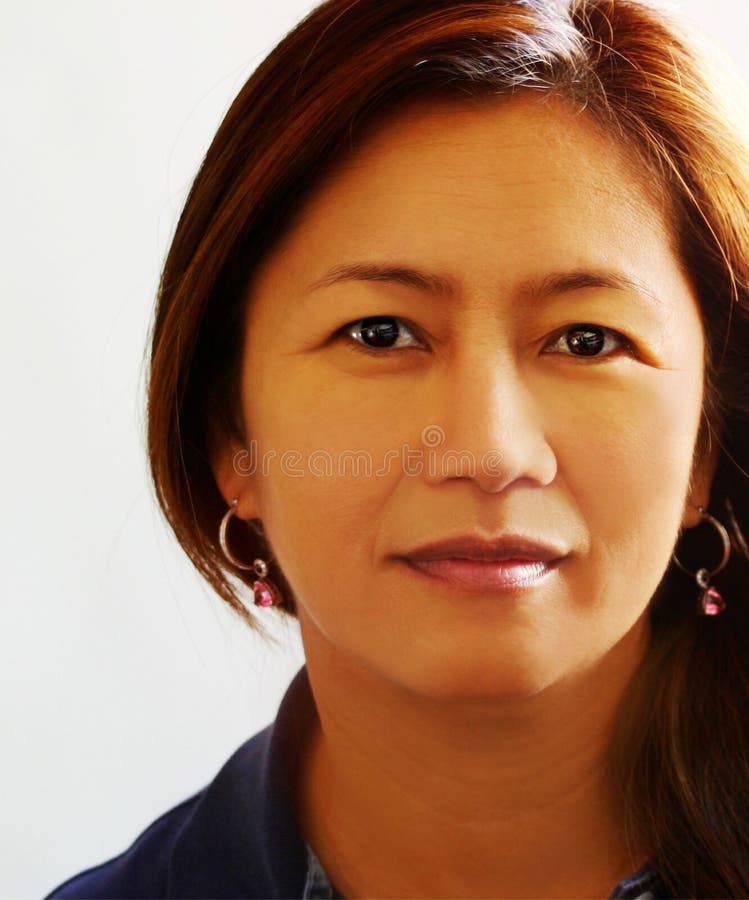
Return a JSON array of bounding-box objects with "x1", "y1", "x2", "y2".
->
[
  {"x1": 43, "y1": 789, "x2": 204, "y2": 899},
  {"x1": 44, "y1": 665, "x2": 317, "y2": 899}
]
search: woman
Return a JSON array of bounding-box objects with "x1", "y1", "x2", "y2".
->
[{"x1": 46, "y1": 0, "x2": 749, "y2": 897}]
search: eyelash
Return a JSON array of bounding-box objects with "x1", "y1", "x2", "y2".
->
[{"x1": 336, "y1": 317, "x2": 637, "y2": 361}]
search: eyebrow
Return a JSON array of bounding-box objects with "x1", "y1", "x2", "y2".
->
[
  {"x1": 304, "y1": 261, "x2": 666, "y2": 309},
  {"x1": 306, "y1": 262, "x2": 457, "y2": 297}
]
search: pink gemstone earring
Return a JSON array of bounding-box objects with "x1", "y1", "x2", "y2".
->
[
  {"x1": 218, "y1": 498, "x2": 282, "y2": 608},
  {"x1": 671, "y1": 505, "x2": 731, "y2": 616}
]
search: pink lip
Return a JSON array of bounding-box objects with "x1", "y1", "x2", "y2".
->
[
  {"x1": 402, "y1": 533, "x2": 566, "y2": 564},
  {"x1": 403, "y1": 557, "x2": 558, "y2": 591}
]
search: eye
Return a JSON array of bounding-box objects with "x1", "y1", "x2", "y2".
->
[
  {"x1": 544, "y1": 324, "x2": 635, "y2": 360},
  {"x1": 337, "y1": 316, "x2": 425, "y2": 356},
  {"x1": 334, "y1": 318, "x2": 635, "y2": 361}
]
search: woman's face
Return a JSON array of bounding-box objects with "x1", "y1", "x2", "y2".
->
[{"x1": 217, "y1": 94, "x2": 715, "y2": 700}]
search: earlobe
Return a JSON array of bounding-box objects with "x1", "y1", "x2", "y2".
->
[{"x1": 209, "y1": 435, "x2": 262, "y2": 521}]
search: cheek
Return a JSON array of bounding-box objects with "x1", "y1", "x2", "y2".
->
[
  {"x1": 555, "y1": 364, "x2": 704, "y2": 580},
  {"x1": 242, "y1": 360, "x2": 403, "y2": 598}
]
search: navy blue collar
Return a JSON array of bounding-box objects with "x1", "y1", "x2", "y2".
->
[{"x1": 167, "y1": 664, "x2": 317, "y2": 899}]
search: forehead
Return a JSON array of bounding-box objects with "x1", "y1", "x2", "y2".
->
[
  {"x1": 276, "y1": 92, "x2": 674, "y2": 254},
  {"x1": 243, "y1": 91, "x2": 691, "y2": 324}
]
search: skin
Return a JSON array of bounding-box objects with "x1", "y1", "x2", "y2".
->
[{"x1": 213, "y1": 93, "x2": 720, "y2": 898}]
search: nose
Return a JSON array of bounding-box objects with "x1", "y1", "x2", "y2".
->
[{"x1": 421, "y1": 351, "x2": 558, "y2": 494}]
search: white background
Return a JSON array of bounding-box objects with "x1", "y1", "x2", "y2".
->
[{"x1": 1, "y1": 2, "x2": 747, "y2": 897}]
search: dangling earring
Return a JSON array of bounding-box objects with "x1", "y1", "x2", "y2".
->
[
  {"x1": 671, "y1": 504, "x2": 731, "y2": 616},
  {"x1": 218, "y1": 498, "x2": 282, "y2": 608}
]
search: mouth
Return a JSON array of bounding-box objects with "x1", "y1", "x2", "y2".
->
[
  {"x1": 396, "y1": 529, "x2": 568, "y2": 592},
  {"x1": 400, "y1": 556, "x2": 562, "y2": 592}
]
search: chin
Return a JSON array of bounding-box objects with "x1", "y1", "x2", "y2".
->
[{"x1": 383, "y1": 649, "x2": 561, "y2": 705}]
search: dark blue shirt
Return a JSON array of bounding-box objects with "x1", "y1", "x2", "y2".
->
[{"x1": 45, "y1": 664, "x2": 668, "y2": 899}]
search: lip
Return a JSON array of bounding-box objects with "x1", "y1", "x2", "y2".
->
[
  {"x1": 401, "y1": 533, "x2": 567, "y2": 564},
  {"x1": 403, "y1": 557, "x2": 559, "y2": 591},
  {"x1": 397, "y1": 532, "x2": 567, "y2": 593}
]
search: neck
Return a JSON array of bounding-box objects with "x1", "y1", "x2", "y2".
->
[{"x1": 295, "y1": 613, "x2": 652, "y2": 899}]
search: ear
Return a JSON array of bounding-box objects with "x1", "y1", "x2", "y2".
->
[
  {"x1": 209, "y1": 429, "x2": 262, "y2": 522},
  {"x1": 681, "y1": 423, "x2": 721, "y2": 529}
]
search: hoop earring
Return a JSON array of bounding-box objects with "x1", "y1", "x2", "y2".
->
[
  {"x1": 218, "y1": 499, "x2": 282, "y2": 608},
  {"x1": 672, "y1": 505, "x2": 731, "y2": 616}
]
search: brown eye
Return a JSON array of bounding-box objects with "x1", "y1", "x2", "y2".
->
[
  {"x1": 341, "y1": 316, "x2": 423, "y2": 355},
  {"x1": 546, "y1": 324, "x2": 634, "y2": 359},
  {"x1": 359, "y1": 317, "x2": 401, "y2": 348}
]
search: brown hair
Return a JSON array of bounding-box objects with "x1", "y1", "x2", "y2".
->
[{"x1": 146, "y1": 0, "x2": 749, "y2": 894}]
